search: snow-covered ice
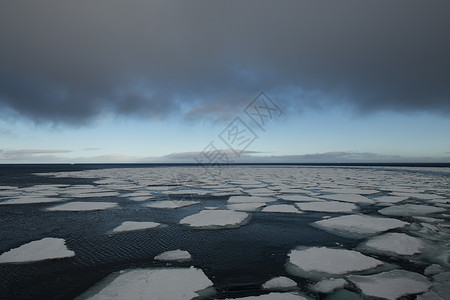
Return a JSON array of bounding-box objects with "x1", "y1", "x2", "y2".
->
[
  {"x1": 319, "y1": 194, "x2": 374, "y2": 204},
  {"x1": 262, "y1": 276, "x2": 297, "y2": 291},
  {"x1": 313, "y1": 214, "x2": 408, "y2": 238},
  {"x1": 146, "y1": 200, "x2": 199, "y2": 209},
  {"x1": 228, "y1": 196, "x2": 276, "y2": 203},
  {"x1": 360, "y1": 232, "x2": 425, "y2": 256},
  {"x1": 309, "y1": 278, "x2": 347, "y2": 294},
  {"x1": 228, "y1": 203, "x2": 266, "y2": 211},
  {"x1": 112, "y1": 221, "x2": 161, "y2": 233},
  {"x1": 180, "y1": 210, "x2": 249, "y2": 229},
  {"x1": 261, "y1": 205, "x2": 301, "y2": 214},
  {"x1": 0, "y1": 238, "x2": 74, "y2": 263},
  {"x1": 379, "y1": 204, "x2": 446, "y2": 216},
  {"x1": 80, "y1": 267, "x2": 213, "y2": 300},
  {"x1": 47, "y1": 201, "x2": 118, "y2": 211},
  {"x1": 287, "y1": 247, "x2": 382, "y2": 279},
  {"x1": 347, "y1": 270, "x2": 432, "y2": 300},
  {"x1": 154, "y1": 250, "x2": 192, "y2": 262},
  {"x1": 296, "y1": 201, "x2": 357, "y2": 213}
]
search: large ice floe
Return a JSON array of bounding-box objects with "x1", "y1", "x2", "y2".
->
[
  {"x1": 146, "y1": 200, "x2": 199, "y2": 209},
  {"x1": 261, "y1": 204, "x2": 301, "y2": 214},
  {"x1": 359, "y1": 232, "x2": 426, "y2": 256},
  {"x1": 78, "y1": 267, "x2": 213, "y2": 300},
  {"x1": 227, "y1": 203, "x2": 266, "y2": 211},
  {"x1": 313, "y1": 214, "x2": 408, "y2": 238},
  {"x1": 378, "y1": 204, "x2": 446, "y2": 216},
  {"x1": 295, "y1": 201, "x2": 357, "y2": 213},
  {"x1": 112, "y1": 221, "x2": 161, "y2": 233},
  {"x1": 347, "y1": 270, "x2": 432, "y2": 300},
  {"x1": 154, "y1": 249, "x2": 192, "y2": 262},
  {"x1": 0, "y1": 238, "x2": 74, "y2": 263},
  {"x1": 47, "y1": 201, "x2": 118, "y2": 211},
  {"x1": 180, "y1": 210, "x2": 249, "y2": 229},
  {"x1": 286, "y1": 247, "x2": 383, "y2": 279},
  {"x1": 228, "y1": 196, "x2": 276, "y2": 203},
  {"x1": 319, "y1": 194, "x2": 374, "y2": 204}
]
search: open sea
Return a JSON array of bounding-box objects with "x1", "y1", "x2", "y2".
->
[{"x1": 0, "y1": 164, "x2": 449, "y2": 299}]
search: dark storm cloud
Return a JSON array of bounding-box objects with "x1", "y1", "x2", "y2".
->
[{"x1": 1, "y1": 0, "x2": 449, "y2": 125}]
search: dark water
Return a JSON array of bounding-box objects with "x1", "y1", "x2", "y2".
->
[{"x1": 0, "y1": 164, "x2": 448, "y2": 299}]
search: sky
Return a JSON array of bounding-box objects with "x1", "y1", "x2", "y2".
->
[{"x1": 1, "y1": 0, "x2": 450, "y2": 163}]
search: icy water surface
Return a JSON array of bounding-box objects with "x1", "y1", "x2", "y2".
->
[{"x1": 0, "y1": 165, "x2": 449, "y2": 299}]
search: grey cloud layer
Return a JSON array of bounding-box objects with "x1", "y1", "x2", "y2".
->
[{"x1": 1, "y1": 0, "x2": 449, "y2": 125}]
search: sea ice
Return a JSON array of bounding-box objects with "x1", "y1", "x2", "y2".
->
[
  {"x1": 319, "y1": 194, "x2": 374, "y2": 204},
  {"x1": 0, "y1": 196, "x2": 69, "y2": 205},
  {"x1": 313, "y1": 214, "x2": 408, "y2": 238},
  {"x1": 79, "y1": 267, "x2": 213, "y2": 300},
  {"x1": 360, "y1": 233, "x2": 425, "y2": 256},
  {"x1": 320, "y1": 188, "x2": 379, "y2": 195},
  {"x1": 70, "y1": 191, "x2": 120, "y2": 198},
  {"x1": 47, "y1": 201, "x2": 118, "y2": 211},
  {"x1": 262, "y1": 276, "x2": 297, "y2": 291},
  {"x1": 180, "y1": 210, "x2": 249, "y2": 229},
  {"x1": 347, "y1": 270, "x2": 432, "y2": 300},
  {"x1": 287, "y1": 247, "x2": 382, "y2": 279},
  {"x1": 228, "y1": 203, "x2": 266, "y2": 211},
  {"x1": 296, "y1": 201, "x2": 357, "y2": 213},
  {"x1": 228, "y1": 196, "x2": 276, "y2": 203},
  {"x1": 279, "y1": 195, "x2": 322, "y2": 202},
  {"x1": 146, "y1": 200, "x2": 199, "y2": 209},
  {"x1": 0, "y1": 238, "x2": 74, "y2": 263},
  {"x1": 424, "y1": 264, "x2": 444, "y2": 276},
  {"x1": 378, "y1": 204, "x2": 446, "y2": 216},
  {"x1": 112, "y1": 221, "x2": 161, "y2": 233},
  {"x1": 154, "y1": 250, "x2": 192, "y2": 262},
  {"x1": 262, "y1": 205, "x2": 301, "y2": 214},
  {"x1": 309, "y1": 278, "x2": 347, "y2": 294},
  {"x1": 372, "y1": 196, "x2": 409, "y2": 204},
  {"x1": 223, "y1": 293, "x2": 307, "y2": 300}
]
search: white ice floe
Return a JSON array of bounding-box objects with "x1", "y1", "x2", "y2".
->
[
  {"x1": 228, "y1": 203, "x2": 266, "y2": 211},
  {"x1": 80, "y1": 267, "x2": 213, "y2": 300},
  {"x1": 0, "y1": 196, "x2": 69, "y2": 205},
  {"x1": 279, "y1": 195, "x2": 322, "y2": 202},
  {"x1": 205, "y1": 206, "x2": 219, "y2": 210},
  {"x1": 262, "y1": 205, "x2": 301, "y2": 214},
  {"x1": 180, "y1": 210, "x2": 249, "y2": 229},
  {"x1": 0, "y1": 238, "x2": 74, "y2": 263},
  {"x1": 347, "y1": 270, "x2": 432, "y2": 300},
  {"x1": 112, "y1": 221, "x2": 161, "y2": 233},
  {"x1": 320, "y1": 188, "x2": 379, "y2": 195},
  {"x1": 287, "y1": 247, "x2": 382, "y2": 279},
  {"x1": 228, "y1": 196, "x2": 276, "y2": 203},
  {"x1": 262, "y1": 276, "x2": 297, "y2": 291},
  {"x1": 70, "y1": 191, "x2": 120, "y2": 198},
  {"x1": 295, "y1": 201, "x2": 357, "y2": 213},
  {"x1": 319, "y1": 194, "x2": 374, "y2": 204},
  {"x1": 154, "y1": 250, "x2": 192, "y2": 262},
  {"x1": 129, "y1": 196, "x2": 154, "y2": 202},
  {"x1": 223, "y1": 293, "x2": 307, "y2": 300},
  {"x1": 390, "y1": 192, "x2": 445, "y2": 200},
  {"x1": 313, "y1": 214, "x2": 408, "y2": 238},
  {"x1": 372, "y1": 195, "x2": 409, "y2": 204},
  {"x1": 379, "y1": 204, "x2": 446, "y2": 216},
  {"x1": 47, "y1": 201, "x2": 118, "y2": 211},
  {"x1": 309, "y1": 278, "x2": 347, "y2": 294},
  {"x1": 146, "y1": 200, "x2": 199, "y2": 209},
  {"x1": 360, "y1": 233, "x2": 425, "y2": 256}
]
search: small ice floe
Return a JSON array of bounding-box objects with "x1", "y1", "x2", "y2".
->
[
  {"x1": 295, "y1": 201, "x2": 357, "y2": 213},
  {"x1": 378, "y1": 204, "x2": 446, "y2": 217},
  {"x1": 228, "y1": 203, "x2": 266, "y2": 212},
  {"x1": 359, "y1": 233, "x2": 425, "y2": 256},
  {"x1": 228, "y1": 196, "x2": 276, "y2": 203},
  {"x1": 223, "y1": 293, "x2": 307, "y2": 300},
  {"x1": 0, "y1": 196, "x2": 69, "y2": 205},
  {"x1": 313, "y1": 214, "x2": 408, "y2": 238},
  {"x1": 261, "y1": 276, "x2": 297, "y2": 291},
  {"x1": 112, "y1": 221, "x2": 161, "y2": 233},
  {"x1": 0, "y1": 238, "x2": 74, "y2": 263},
  {"x1": 246, "y1": 188, "x2": 278, "y2": 197},
  {"x1": 424, "y1": 264, "x2": 444, "y2": 276},
  {"x1": 286, "y1": 247, "x2": 382, "y2": 279},
  {"x1": 180, "y1": 210, "x2": 249, "y2": 229},
  {"x1": 146, "y1": 200, "x2": 199, "y2": 209},
  {"x1": 261, "y1": 205, "x2": 301, "y2": 214},
  {"x1": 78, "y1": 267, "x2": 213, "y2": 300},
  {"x1": 390, "y1": 192, "x2": 445, "y2": 200},
  {"x1": 129, "y1": 196, "x2": 154, "y2": 202},
  {"x1": 154, "y1": 250, "x2": 192, "y2": 262},
  {"x1": 319, "y1": 194, "x2": 374, "y2": 204},
  {"x1": 414, "y1": 216, "x2": 445, "y2": 223},
  {"x1": 308, "y1": 278, "x2": 347, "y2": 294},
  {"x1": 347, "y1": 270, "x2": 432, "y2": 300},
  {"x1": 320, "y1": 188, "x2": 379, "y2": 195},
  {"x1": 204, "y1": 206, "x2": 219, "y2": 210},
  {"x1": 70, "y1": 191, "x2": 120, "y2": 198},
  {"x1": 47, "y1": 201, "x2": 118, "y2": 211},
  {"x1": 279, "y1": 195, "x2": 322, "y2": 202},
  {"x1": 372, "y1": 195, "x2": 409, "y2": 204}
]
